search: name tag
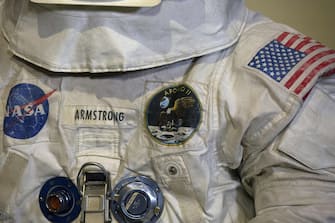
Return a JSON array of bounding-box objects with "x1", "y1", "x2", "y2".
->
[{"x1": 61, "y1": 105, "x2": 138, "y2": 128}]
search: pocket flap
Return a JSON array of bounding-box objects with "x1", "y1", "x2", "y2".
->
[{"x1": 278, "y1": 87, "x2": 335, "y2": 170}]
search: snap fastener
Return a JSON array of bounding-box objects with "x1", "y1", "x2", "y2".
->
[{"x1": 167, "y1": 165, "x2": 178, "y2": 176}]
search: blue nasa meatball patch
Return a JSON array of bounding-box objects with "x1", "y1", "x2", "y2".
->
[{"x1": 4, "y1": 83, "x2": 56, "y2": 139}]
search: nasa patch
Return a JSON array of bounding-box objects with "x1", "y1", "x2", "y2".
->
[
  {"x1": 4, "y1": 83, "x2": 56, "y2": 139},
  {"x1": 146, "y1": 84, "x2": 201, "y2": 145}
]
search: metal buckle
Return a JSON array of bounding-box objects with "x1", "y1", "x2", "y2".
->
[{"x1": 77, "y1": 162, "x2": 112, "y2": 223}]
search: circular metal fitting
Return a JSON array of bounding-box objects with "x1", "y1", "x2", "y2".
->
[
  {"x1": 111, "y1": 176, "x2": 164, "y2": 223},
  {"x1": 39, "y1": 177, "x2": 81, "y2": 223},
  {"x1": 46, "y1": 190, "x2": 72, "y2": 213}
]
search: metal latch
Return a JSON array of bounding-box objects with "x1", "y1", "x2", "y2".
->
[{"x1": 77, "y1": 162, "x2": 112, "y2": 223}]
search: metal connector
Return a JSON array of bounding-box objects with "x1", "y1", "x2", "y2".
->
[
  {"x1": 39, "y1": 177, "x2": 82, "y2": 223},
  {"x1": 77, "y1": 162, "x2": 112, "y2": 223},
  {"x1": 110, "y1": 176, "x2": 164, "y2": 223}
]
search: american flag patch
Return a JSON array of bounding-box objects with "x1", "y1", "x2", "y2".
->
[{"x1": 248, "y1": 32, "x2": 335, "y2": 99}]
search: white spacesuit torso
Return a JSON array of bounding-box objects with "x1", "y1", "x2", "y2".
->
[{"x1": 0, "y1": 1, "x2": 334, "y2": 223}]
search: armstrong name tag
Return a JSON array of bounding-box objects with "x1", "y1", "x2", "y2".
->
[{"x1": 61, "y1": 105, "x2": 138, "y2": 128}]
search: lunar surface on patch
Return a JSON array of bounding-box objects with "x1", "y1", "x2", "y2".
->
[{"x1": 148, "y1": 126, "x2": 194, "y2": 144}]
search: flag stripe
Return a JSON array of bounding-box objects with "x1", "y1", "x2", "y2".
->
[
  {"x1": 294, "y1": 58, "x2": 335, "y2": 94},
  {"x1": 285, "y1": 34, "x2": 300, "y2": 47},
  {"x1": 284, "y1": 49, "x2": 335, "y2": 89},
  {"x1": 277, "y1": 32, "x2": 290, "y2": 42},
  {"x1": 299, "y1": 42, "x2": 322, "y2": 52},
  {"x1": 291, "y1": 38, "x2": 308, "y2": 49},
  {"x1": 323, "y1": 68, "x2": 335, "y2": 77},
  {"x1": 292, "y1": 36, "x2": 317, "y2": 51},
  {"x1": 277, "y1": 33, "x2": 321, "y2": 53},
  {"x1": 295, "y1": 39, "x2": 312, "y2": 51},
  {"x1": 304, "y1": 44, "x2": 325, "y2": 54},
  {"x1": 249, "y1": 32, "x2": 335, "y2": 99},
  {"x1": 303, "y1": 36, "x2": 313, "y2": 41}
]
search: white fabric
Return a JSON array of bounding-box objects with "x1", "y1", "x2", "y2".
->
[
  {"x1": 240, "y1": 76, "x2": 335, "y2": 223},
  {"x1": 2, "y1": 0, "x2": 247, "y2": 72},
  {"x1": 30, "y1": 0, "x2": 161, "y2": 7},
  {"x1": 0, "y1": 1, "x2": 335, "y2": 223}
]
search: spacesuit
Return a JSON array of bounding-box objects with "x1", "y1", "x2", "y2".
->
[{"x1": 0, "y1": 0, "x2": 334, "y2": 222}]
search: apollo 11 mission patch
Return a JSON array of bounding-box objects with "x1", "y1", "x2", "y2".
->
[{"x1": 146, "y1": 84, "x2": 201, "y2": 145}]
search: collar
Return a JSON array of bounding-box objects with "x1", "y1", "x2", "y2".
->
[{"x1": 2, "y1": 0, "x2": 248, "y2": 73}]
